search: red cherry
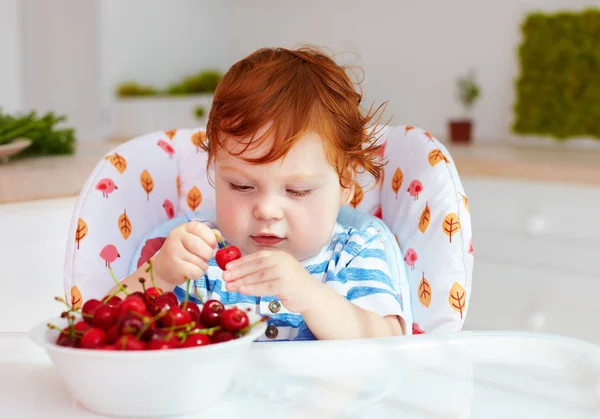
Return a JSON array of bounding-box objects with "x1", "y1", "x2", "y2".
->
[
  {"x1": 182, "y1": 334, "x2": 211, "y2": 347},
  {"x1": 82, "y1": 299, "x2": 102, "y2": 324},
  {"x1": 150, "y1": 295, "x2": 174, "y2": 315},
  {"x1": 412, "y1": 323, "x2": 425, "y2": 335},
  {"x1": 215, "y1": 245, "x2": 241, "y2": 270},
  {"x1": 200, "y1": 300, "x2": 224, "y2": 327},
  {"x1": 103, "y1": 295, "x2": 122, "y2": 308},
  {"x1": 116, "y1": 313, "x2": 145, "y2": 336},
  {"x1": 93, "y1": 304, "x2": 118, "y2": 330},
  {"x1": 160, "y1": 292, "x2": 179, "y2": 307},
  {"x1": 145, "y1": 287, "x2": 163, "y2": 300},
  {"x1": 105, "y1": 324, "x2": 120, "y2": 344},
  {"x1": 118, "y1": 295, "x2": 147, "y2": 317},
  {"x1": 73, "y1": 320, "x2": 91, "y2": 333},
  {"x1": 220, "y1": 308, "x2": 249, "y2": 332},
  {"x1": 148, "y1": 328, "x2": 180, "y2": 346},
  {"x1": 80, "y1": 327, "x2": 107, "y2": 349},
  {"x1": 159, "y1": 306, "x2": 193, "y2": 328},
  {"x1": 180, "y1": 301, "x2": 201, "y2": 324},
  {"x1": 116, "y1": 335, "x2": 147, "y2": 350},
  {"x1": 212, "y1": 330, "x2": 235, "y2": 343},
  {"x1": 56, "y1": 334, "x2": 78, "y2": 347}
]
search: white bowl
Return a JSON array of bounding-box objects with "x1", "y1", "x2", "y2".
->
[
  {"x1": 29, "y1": 313, "x2": 267, "y2": 417},
  {"x1": 0, "y1": 138, "x2": 32, "y2": 163}
]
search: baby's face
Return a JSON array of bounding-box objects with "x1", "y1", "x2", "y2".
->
[{"x1": 214, "y1": 131, "x2": 352, "y2": 261}]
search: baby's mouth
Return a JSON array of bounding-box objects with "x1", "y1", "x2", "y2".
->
[{"x1": 250, "y1": 234, "x2": 285, "y2": 246}]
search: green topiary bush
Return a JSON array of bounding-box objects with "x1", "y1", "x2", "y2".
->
[
  {"x1": 513, "y1": 8, "x2": 600, "y2": 141},
  {"x1": 116, "y1": 82, "x2": 158, "y2": 97}
]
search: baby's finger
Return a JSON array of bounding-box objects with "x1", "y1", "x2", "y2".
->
[
  {"x1": 223, "y1": 249, "x2": 273, "y2": 271},
  {"x1": 181, "y1": 232, "x2": 214, "y2": 262},
  {"x1": 185, "y1": 222, "x2": 218, "y2": 249},
  {"x1": 222, "y1": 251, "x2": 274, "y2": 281},
  {"x1": 237, "y1": 280, "x2": 279, "y2": 297},
  {"x1": 180, "y1": 251, "x2": 209, "y2": 274},
  {"x1": 225, "y1": 267, "x2": 275, "y2": 291}
]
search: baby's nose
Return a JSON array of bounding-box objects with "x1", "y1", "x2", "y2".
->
[{"x1": 253, "y1": 196, "x2": 284, "y2": 221}]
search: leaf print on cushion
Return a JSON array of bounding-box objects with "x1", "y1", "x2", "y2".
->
[
  {"x1": 75, "y1": 218, "x2": 88, "y2": 250},
  {"x1": 418, "y1": 202, "x2": 430, "y2": 233},
  {"x1": 404, "y1": 125, "x2": 414, "y2": 135},
  {"x1": 137, "y1": 237, "x2": 166, "y2": 268},
  {"x1": 442, "y1": 213, "x2": 461, "y2": 243},
  {"x1": 176, "y1": 176, "x2": 181, "y2": 197},
  {"x1": 119, "y1": 210, "x2": 132, "y2": 239},
  {"x1": 391, "y1": 168, "x2": 403, "y2": 199},
  {"x1": 164, "y1": 129, "x2": 177, "y2": 140},
  {"x1": 70, "y1": 285, "x2": 82, "y2": 310},
  {"x1": 187, "y1": 186, "x2": 202, "y2": 211},
  {"x1": 418, "y1": 272, "x2": 431, "y2": 308},
  {"x1": 423, "y1": 131, "x2": 434, "y2": 142},
  {"x1": 350, "y1": 182, "x2": 363, "y2": 208},
  {"x1": 428, "y1": 149, "x2": 450, "y2": 166},
  {"x1": 449, "y1": 282, "x2": 467, "y2": 319},
  {"x1": 191, "y1": 131, "x2": 206, "y2": 153},
  {"x1": 109, "y1": 153, "x2": 127, "y2": 174},
  {"x1": 140, "y1": 170, "x2": 154, "y2": 201}
]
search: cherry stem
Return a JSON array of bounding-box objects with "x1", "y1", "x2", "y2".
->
[
  {"x1": 238, "y1": 316, "x2": 269, "y2": 336},
  {"x1": 189, "y1": 325, "x2": 220, "y2": 336},
  {"x1": 47, "y1": 323, "x2": 83, "y2": 339},
  {"x1": 146, "y1": 259, "x2": 159, "y2": 290},
  {"x1": 138, "y1": 277, "x2": 147, "y2": 293},
  {"x1": 109, "y1": 267, "x2": 129, "y2": 296},
  {"x1": 183, "y1": 278, "x2": 191, "y2": 310},
  {"x1": 54, "y1": 296, "x2": 70, "y2": 308},
  {"x1": 193, "y1": 282, "x2": 204, "y2": 305},
  {"x1": 102, "y1": 284, "x2": 128, "y2": 304},
  {"x1": 215, "y1": 233, "x2": 227, "y2": 248}
]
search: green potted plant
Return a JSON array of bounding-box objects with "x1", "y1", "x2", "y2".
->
[{"x1": 448, "y1": 70, "x2": 481, "y2": 144}]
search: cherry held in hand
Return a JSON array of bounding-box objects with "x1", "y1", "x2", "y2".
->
[{"x1": 214, "y1": 234, "x2": 241, "y2": 270}]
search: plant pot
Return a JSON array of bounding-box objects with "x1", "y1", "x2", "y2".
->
[
  {"x1": 448, "y1": 120, "x2": 473, "y2": 144},
  {"x1": 0, "y1": 138, "x2": 32, "y2": 164}
]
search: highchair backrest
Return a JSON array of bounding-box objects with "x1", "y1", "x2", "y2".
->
[{"x1": 63, "y1": 125, "x2": 473, "y2": 334}]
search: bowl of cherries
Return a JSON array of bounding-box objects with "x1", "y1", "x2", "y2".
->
[{"x1": 29, "y1": 252, "x2": 267, "y2": 417}]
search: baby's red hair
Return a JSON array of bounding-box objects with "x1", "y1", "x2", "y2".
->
[{"x1": 202, "y1": 46, "x2": 387, "y2": 188}]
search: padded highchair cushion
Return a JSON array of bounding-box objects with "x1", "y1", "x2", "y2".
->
[{"x1": 64, "y1": 125, "x2": 472, "y2": 334}]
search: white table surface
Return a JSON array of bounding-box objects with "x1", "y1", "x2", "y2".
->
[{"x1": 2, "y1": 330, "x2": 600, "y2": 419}]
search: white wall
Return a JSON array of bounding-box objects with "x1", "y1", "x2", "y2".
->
[
  {"x1": 227, "y1": 0, "x2": 600, "y2": 142},
  {"x1": 0, "y1": 0, "x2": 23, "y2": 113},
  {"x1": 99, "y1": 0, "x2": 232, "y2": 137},
  {"x1": 20, "y1": 0, "x2": 102, "y2": 141}
]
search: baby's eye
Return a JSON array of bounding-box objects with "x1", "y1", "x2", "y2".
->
[
  {"x1": 287, "y1": 189, "x2": 313, "y2": 197},
  {"x1": 229, "y1": 183, "x2": 253, "y2": 192}
]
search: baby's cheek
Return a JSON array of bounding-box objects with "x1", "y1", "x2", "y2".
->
[{"x1": 216, "y1": 199, "x2": 245, "y2": 242}]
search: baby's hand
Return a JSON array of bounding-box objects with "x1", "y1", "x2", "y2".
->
[
  {"x1": 221, "y1": 250, "x2": 315, "y2": 313},
  {"x1": 153, "y1": 222, "x2": 220, "y2": 285}
]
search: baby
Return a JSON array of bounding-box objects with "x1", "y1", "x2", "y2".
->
[{"x1": 112, "y1": 46, "x2": 407, "y2": 341}]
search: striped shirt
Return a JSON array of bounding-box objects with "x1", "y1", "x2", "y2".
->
[{"x1": 130, "y1": 215, "x2": 406, "y2": 341}]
